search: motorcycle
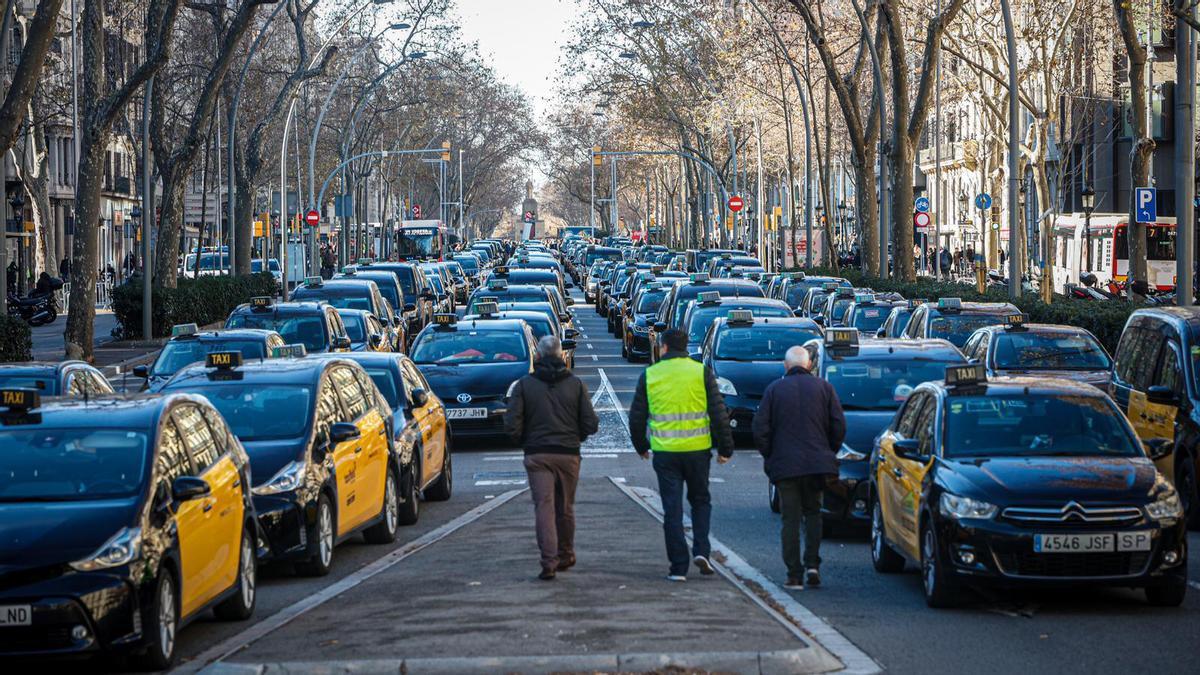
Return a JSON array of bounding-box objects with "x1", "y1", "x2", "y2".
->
[{"x1": 7, "y1": 291, "x2": 58, "y2": 326}]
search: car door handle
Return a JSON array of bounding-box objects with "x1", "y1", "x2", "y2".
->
[
  {"x1": 202, "y1": 500, "x2": 214, "y2": 513},
  {"x1": 232, "y1": 479, "x2": 241, "y2": 488},
  {"x1": 354, "y1": 446, "x2": 363, "y2": 454},
  {"x1": 892, "y1": 468, "x2": 903, "y2": 480}
]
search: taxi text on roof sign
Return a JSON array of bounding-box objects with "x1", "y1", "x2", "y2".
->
[
  {"x1": 475, "y1": 302, "x2": 500, "y2": 316},
  {"x1": 938, "y1": 297, "x2": 962, "y2": 311},
  {"x1": 690, "y1": 273, "x2": 710, "y2": 282},
  {"x1": 822, "y1": 282, "x2": 839, "y2": 291},
  {"x1": 1005, "y1": 313, "x2": 1028, "y2": 328},
  {"x1": 251, "y1": 296, "x2": 273, "y2": 308},
  {"x1": 433, "y1": 313, "x2": 457, "y2": 326},
  {"x1": 304, "y1": 276, "x2": 323, "y2": 288},
  {"x1": 825, "y1": 327, "x2": 859, "y2": 347},
  {"x1": 726, "y1": 309, "x2": 754, "y2": 325},
  {"x1": 907, "y1": 298, "x2": 928, "y2": 309},
  {"x1": 272, "y1": 344, "x2": 308, "y2": 358},
  {"x1": 171, "y1": 323, "x2": 200, "y2": 337},
  {"x1": 206, "y1": 351, "x2": 243, "y2": 369},
  {"x1": 854, "y1": 293, "x2": 875, "y2": 304},
  {"x1": 945, "y1": 362, "x2": 986, "y2": 387},
  {"x1": 697, "y1": 291, "x2": 722, "y2": 304},
  {"x1": 1, "y1": 388, "x2": 39, "y2": 410}
]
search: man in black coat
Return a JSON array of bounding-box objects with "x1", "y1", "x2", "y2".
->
[
  {"x1": 752, "y1": 345, "x2": 846, "y2": 589},
  {"x1": 505, "y1": 335, "x2": 599, "y2": 580}
]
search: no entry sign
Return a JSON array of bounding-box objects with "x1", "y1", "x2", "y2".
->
[
  {"x1": 728, "y1": 195, "x2": 744, "y2": 212},
  {"x1": 305, "y1": 209, "x2": 320, "y2": 227}
]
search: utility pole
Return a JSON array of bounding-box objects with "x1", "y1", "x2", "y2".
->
[
  {"x1": 1175, "y1": 1, "x2": 1195, "y2": 307},
  {"x1": 1001, "y1": 0, "x2": 1020, "y2": 297},
  {"x1": 933, "y1": 0, "x2": 943, "y2": 279},
  {"x1": 142, "y1": 78, "x2": 154, "y2": 339}
]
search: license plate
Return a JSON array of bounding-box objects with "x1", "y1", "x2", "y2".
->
[
  {"x1": 447, "y1": 407, "x2": 488, "y2": 419},
  {"x1": 1034, "y1": 533, "x2": 1113, "y2": 553},
  {"x1": 0, "y1": 605, "x2": 31, "y2": 626},
  {"x1": 1116, "y1": 530, "x2": 1152, "y2": 552}
]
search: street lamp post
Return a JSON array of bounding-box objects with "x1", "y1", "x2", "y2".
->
[{"x1": 1081, "y1": 185, "x2": 1095, "y2": 274}]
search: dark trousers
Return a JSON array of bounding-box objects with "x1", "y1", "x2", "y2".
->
[
  {"x1": 777, "y1": 475, "x2": 826, "y2": 576},
  {"x1": 523, "y1": 453, "x2": 581, "y2": 570},
  {"x1": 652, "y1": 450, "x2": 712, "y2": 575}
]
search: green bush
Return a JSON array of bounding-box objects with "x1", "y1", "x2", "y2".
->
[
  {"x1": 0, "y1": 315, "x2": 32, "y2": 362},
  {"x1": 113, "y1": 273, "x2": 279, "y2": 339},
  {"x1": 798, "y1": 267, "x2": 1138, "y2": 354}
]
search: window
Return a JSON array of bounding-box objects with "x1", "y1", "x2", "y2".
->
[
  {"x1": 156, "y1": 419, "x2": 193, "y2": 484},
  {"x1": 313, "y1": 378, "x2": 344, "y2": 447},
  {"x1": 1121, "y1": 327, "x2": 1163, "y2": 390},
  {"x1": 65, "y1": 372, "x2": 86, "y2": 396},
  {"x1": 331, "y1": 366, "x2": 369, "y2": 420},
  {"x1": 896, "y1": 392, "x2": 927, "y2": 436},
  {"x1": 1156, "y1": 342, "x2": 1183, "y2": 396},
  {"x1": 353, "y1": 367, "x2": 384, "y2": 412},
  {"x1": 200, "y1": 406, "x2": 232, "y2": 456},
  {"x1": 174, "y1": 404, "x2": 220, "y2": 472},
  {"x1": 913, "y1": 397, "x2": 938, "y2": 455}
]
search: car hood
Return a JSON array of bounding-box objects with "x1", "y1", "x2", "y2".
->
[
  {"x1": 843, "y1": 410, "x2": 898, "y2": 454},
  {"x1": 0, "y1": 498, "x2": 140, "y2": 570},
  {"x1": 992, "y1": 368, "x2": 1111, "y2": 389},
  {"x1": 419, "y1": 362, "x2": 531, "y2": 402},
  {"x1": 712, "y1": 360, "x2": 784, "y2": 399},
  {"x1": 942, "y1": 456, "x2": 1159, "y2": 504},
  {"x1": 242, "y1": 437, "x2": 308, "y2": 487}
]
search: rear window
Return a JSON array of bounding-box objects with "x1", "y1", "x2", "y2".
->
[{"x1": 929, "y1": 313, "x2": 1008, "y2": 347}]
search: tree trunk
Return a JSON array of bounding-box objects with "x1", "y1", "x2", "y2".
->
[
  {"x1": 154, "y1": 163, "x2": 187, "y2": 283},
  {"x1": 1114, "y1": 0, "x2": 1151, "y2": 288},
  {"x1": 65, "y1": 132, "x2": 105, "y2": 360}
]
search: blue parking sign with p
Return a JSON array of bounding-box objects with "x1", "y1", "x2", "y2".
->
[{"x1": 1135, "y1": 187, "x2": 1156, "y2": 223}]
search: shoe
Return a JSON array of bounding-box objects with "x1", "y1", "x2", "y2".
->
[
  {"x1": 804, "y1": 568, "x2": 821, "y2": 587},
  {"x1": 784, "y1": 577, "x2": 804, "y2": 590},
  {"x1": 693, "y1": 555, "x2": 715, "y2": 576},
  {"x1": 666, "y1": 574, "x2": 687, "y2": 583},
  {"x1": 556, "y1": 555, "x2": 576, "y2": 571},
  {"x1": 539, "y1": 568, "x2": 557, "y2": 581}
]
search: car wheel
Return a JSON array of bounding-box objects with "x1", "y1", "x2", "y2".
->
[
  {"x1": 871, "y1": 500, "x2": 905, "y2": 573},
  {"x1": 397, "y1": 462, "x2": 421, "y2": 525},
  {"x1": 296, "y1": 494, "x2": 335, "y2": 577},
  {"x1": 425, "y1": 439, "x2": 454, "y2": 502},
  {"x1": 214, "y1": 527, "x2": 257, "y2": 620},
  {"x1": 1176, "y1": 455, "x2": 1198, "y2": 530},
  {"x1": 1145, "y1": 572, "x2": 1187, "y2": 607},
  {"x1": 769, "y1": 483, "x2": 780, "y2": 514},
  {"x1": 921, "y1": 522, "x2": 959, "y2": 608},
  {"x1": 364, "y1": 468, "x2": 400, "y2": 543},
  {"x1": 132, "y1": 567, "x2": 178, "y2": 671}
]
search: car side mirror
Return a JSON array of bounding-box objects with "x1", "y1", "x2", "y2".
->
[
  {"x1": 334, "y1": 336, "x2": 352, "y2": 350},
  {"x1": 393, "y1": 316, "x2": 403, "y2": 327},
  {"x1": 133, "y1": 364, "x2": 149, "y2": 378},
  {"x1": 410, "y1": 387, "x2": 430, "y2": 408},
  {"x1": 370, "y1": 334, "x2": 383, "y2": 348},
  {"x1": 422, "y1": 290, "x2": 435, "y2": 299},
  {"x1": 404, "y1": 302, "x2": 417, "y2": 312},
  {"x1": 653, "y1": 321, "x2": 667, "y2": 333},
  {"x1": 875, "y1": 328, "x2": 886, "y2": 338},
  {"x1": 565, "y1": 328, "x2": 579, "y2": 339},
  {"x1": 1147, "y1": 385, "x2": 1180, "y2": 406},
  {"x1": 329, "y1": 422, "x2": 361, "y2": 445},
  {"x1": 1143, "y1": 437, "x2": 1174, "y2": 460},
  {"x1": 793, "y1": 309, "x2": 805, "y2": 318},
  {"x1": 892, "y1": 438, "x2": 929, "y2": 463},
  {"x1": 171, "y1": 476, "x2": 211, "y2": 503},
  {"x1": 559, "y1": 313, "x2": 571, "y2": 322},
  {"x1": 565, "y1": 297, "x2": 575, "y2": 306},
  {"x1": 813, "y1": 315, "x2": 826, "y2": 326},
  {"x1": 561, "y1": 339, "x2": 578, "y2": 350},
  {"x1": 967, "y1": 357, "x2": 980, "y2": 365}
]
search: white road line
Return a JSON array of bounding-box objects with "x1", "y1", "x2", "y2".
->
[
  {"x1": 482, "y1": 455, "x2": 525, "y2": 461},
  {"x1": 1189, "y1": 580, "x2": 1200, "y2": 591},
  {"x1": 475, "y1": 479, "x2": 528, "y2": 486},
  {"x1": 611, "y1": 478, "x2": 880, "y2": 675},
  {"x1": 598, "y1": 368, "x2": 631, "y2": 438},
  {"x1": 177, "y1": 489, "x2": 527, "y2": 674},
  {"x1": 586, "y1": 343, "x2": 594, "y2": 349},
  {"x1": 591, "y1": 354, "x2": 599, "y2": 361}
]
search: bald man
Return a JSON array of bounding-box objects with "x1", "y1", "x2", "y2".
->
[{"x1": 752, "y1": 345, "x2": 846, "y2": 590}]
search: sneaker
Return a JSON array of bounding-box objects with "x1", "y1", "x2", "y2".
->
[
  {"x1": 666, "y1": 574, "x2": 687, "y2": 583},
  {"x1": 693, "y1": 555, "x2": 716, "y2": 576},
  {"x1": 539, "y1": 568, "x2": 557, "y2": 581},
  {"x1": 556, "y1": 555, "x2": 576, "y2": 572},
  {"x1": 804, "y1": 568, "x2": 821, "y2": 587},
  {"x1": 784, "y1": 577, "x2": 804, "y2": 590}
]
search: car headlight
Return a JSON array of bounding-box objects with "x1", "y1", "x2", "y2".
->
[
  {"x1": 939, "y1": 492, "x2": 997, "y2": 520},
  {"x1": 1146, "y1": 488, "x2": 1183, "y2": 521},
  {"x1": 836, "y1": 444, "x2": 867, "y2": 462},
  {"x1": 70, "y1": 527, "x2": 142, "y2": 571},
  {"x1": 716, "y1": 376, "x2": 737, "y2": 396},
  {"x1": 252, "y1": 460, "x2": 307, "y2": 496},
  {"x1": 632, "y1": 323, "x2": 649, "y2": 335}
]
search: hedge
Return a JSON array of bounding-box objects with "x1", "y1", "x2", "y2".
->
[
  {"x1": 0, "y1": 315, "x2": 32, "y2": 362},
  {"x1": 113, "y1": 273, "x2": 279, "y2": 340},
  {"x1": 798, "y1": 267, "x2": 1139, "y2": 354}
]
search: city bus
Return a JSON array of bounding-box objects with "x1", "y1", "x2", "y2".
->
[
  {"x1": 1051, "y1": 214, "x2": 1176, "y2": 292},
  {"x1": 394, "y1": 220, "x2": 449, "y2": 261}
]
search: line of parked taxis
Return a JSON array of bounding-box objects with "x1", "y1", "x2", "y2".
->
[
  {"x1": 562, "y1": 242, "x2": 1194, "y2": 609},
  {"x1": 0, "y1": 240, "x2": 571, "y2": 668}
]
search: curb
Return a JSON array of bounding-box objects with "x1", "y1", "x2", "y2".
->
[{"x1": 198, "y1": 648, "x2": 836, "y2": 674}]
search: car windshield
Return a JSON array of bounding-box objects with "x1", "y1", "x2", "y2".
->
[
  {"x1": 825, "y1": 359, "x2": 958, "y2": 410},
  {"x1": 453, "y1": 257, "x2": 478, "y2": 272},
  {"x1": 0, "y1": 429, "x2": 147, "y2": 501},
  {"x1": 944, "y1": 395, "x2": 1140, "y2": 458},
  {"x1": 929, "y1": 313, "x2": 1007, "y2": 347},
  {"x1": 341, "y1": 315, "x2": 367, "y2": 342},
  {"x1": 227, "y1": 314, "x2": 327, "y2": 352},
  {"x1": 364, "y1": 368, "x2": 400, "y2": 408},
  {"x1": 889, "y1": 309, "x2": 914, "y2": 336},
  {"x1": 992, "y1": 331, "x2": 1111, "y2": 370},
  {"x1": 152, "y1": 340, "x2": 268, "y2": 377},
  {"x1": 807, "y1": 291, "x2": 833, "y2": 313},
  {"x1": 293, "y1": 290, "x2": 372, "y2": 311},
  {"x1": 426, "y1": 275, "x2": 445, "y2": 294},
  {"x1": 637, "y1": 291, "x2": 666, "y2": 313},
  {"x1": 0, "y1": 374, "x2": 56, "y2": 394},
  {"x1": 186, "y1": 385, "x2": 312, "y2": 440},
  {"x1": 411, "y1": 330, "x2": 528, "y2": 364},
  {"x1": 829, "y1": 297, "x2": 854, "y2": 322},
  {"x1": 396, "y1": 230, "x2": 438, "y2": 256},
  {"x1": 714, "y1": 326, "x2": 822, "y2": 361},
  {"x1": 687, "y1": 305, "x2": 791, "y2": 343},
  {"x1": 849, "y1": 306, "x2": 890, "y2": 334}
]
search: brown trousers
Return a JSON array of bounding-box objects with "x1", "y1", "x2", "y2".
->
[{"x1": 523, "y1": 453, "x2": 581, "y2": 570}]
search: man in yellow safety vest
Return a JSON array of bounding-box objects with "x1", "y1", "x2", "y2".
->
[{"x1": 629, "y1": 328, "x2": 734, "y2": 581}]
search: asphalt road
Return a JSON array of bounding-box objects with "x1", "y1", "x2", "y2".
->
[{"x1": 156, "y1": 283, "x2": 1200, "y2": 674}]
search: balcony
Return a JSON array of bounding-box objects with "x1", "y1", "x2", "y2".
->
[{"x1": 917, "y1": 139, "x2": 977, "y2": 172}]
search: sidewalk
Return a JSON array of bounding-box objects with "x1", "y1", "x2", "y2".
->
[{"x1": 201, "y1": 478, "x2": 843, "y2": 674}]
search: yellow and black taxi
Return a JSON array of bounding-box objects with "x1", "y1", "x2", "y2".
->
[
  {"x1": 901, "y1": 297, "x2": 1019, "y2": 349},
  {"x1": 409, "y1": 311, "x2": 537, "y2": 437},
  {"x1": 648, "y1": 274, "x2": 765, "y2": 362},
  {"x1": 336, "y1": 308, "x2": 395, "y2": 353},
  {"x1": 960, "y1": 314, "x2": 1112, "y2": 389},
  {"x1": 0, "y1": 361, "x2": 114, "y2": 397},
  {"x1": 679, "y1": 293, "x2": 794, "y2": 358},
  {"x1": 869, "y1": 364, "x2": 1188, "y2": 608},
  {"x1": 623, "y1": 281, "x2": 670, "y2": 361},
  {"x1": 292, "y1": 276, "x2": 402, "y2": 351},
  {"x1": 225, "y1": 296, "x2": 353, "y2": 354},
  {"x1": 699, "y1": 311, "x2": 822, "y2": 438},
  {"x1": 0, "y1": 386, "x2": 257, "y2": 668},
  {"x1": 134, "y1": 323, "x2": 287, "y2": 391},
  {"x1": 1110, "y1": 306, "x2": 1200, "y2": 527},
  {"x1": 308, "y1": 351, "x2": 453, "y2": 525},
  {"x1": 800, "y1": 329, "x2": 963, "y2": 527},
  {"x1": 845, "y1": 294, "x2": 904, "y2": 336},
  {"x1": 160, "y1": 350, "x2": 409, "y2": 576},
  {"x1": 875, "y1": 298, "x2": 926, "y2": 338}
]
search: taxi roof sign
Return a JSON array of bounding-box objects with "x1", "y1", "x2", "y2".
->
[
  {"x1": 822, "y1": 282, "x2": 839, "y2": 291},
  {"x1": 644, "y1": 282, "x2": 663, "y2": 290},
  {"x1": 907, "y1": 298, "x2": 928, "y2": 309},
  {"x1": 854, "y1": 293, "x2": 875, "y2": 304},
  {"x1": 651, "y1": 265, "x2": 665, "y2": 273},
  {"x1": 937, "y1": 297, "x2": 962, "y2": 312},
  {"x1": 476, "y1": 295, "x2": 499, "y2": 304},
  {"x1": 1004, "y1": 313, "x2": 1028, "y2": 329},
  {"x1": 206, "y1": 351, "x2": 243, "y2": 370},
  {"x1": 433, "y1": 313, "x2": 458, "y2": 327},
  {"x1": 475, "y1": 301, "x2": 500, "y2": 316},
  {"x1": 945, "y1": 363, "x2": 986, "y2": 388},
  {"x1": 271, "y1": 344, "x2": 307, "y2": 358},
  {"x1": 825, "y1": 327, "x2": 859, "y2": 347},
  {"x1": 304, "y1": 276, "x2": 323, "y2": 288},
  {"x1": 357, "y1": 257, "x2": 374, "y2": 266},
  {"x1": 791, "y1": 272, "x2": 807, "y2": 280},
  {"x1": 171, "y1": 323, "x2": 200, "y2": 338},
  {"x1": 341, "y1": 265, "x2": 358, "y2": 275},
  {"x1": 726, "y1": 309, "x2": 754, "y2": 325},
  {"x1": 697, "y1": 291, "x2": 722, "y2": 304},
  {"x1": 1, "y1": 388, "x2": 40, "y2": 411},
  {"x1": 690, "y1": 273, "x2": 710, "y2": 283},
  {"x1": 493, "y1": 266, "x2": 509, "y2": 275},
  {"x1": 250, "y1": 296, "x2": 273, "y2": 309},
  {"x1": 487, "y1": 278, "x2": 509, "y2": 290}
]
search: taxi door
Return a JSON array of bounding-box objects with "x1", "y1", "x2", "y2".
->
[
  {"x1": 159, "y1": 417, "x2": 221, "y2": 619},
  {"x1": 892, "y1": 397, "x2": 938, "y2": 560},
  {"x1": 328, "y1": 367, "x2": 376, "y2": 530},
  {"x1": 1140, "y1": 342, "x2": 1184, "y2": 481},
  {"x1": 402, "y1": 360, "x2": 445, "y2": 486},
  {"x1": 351, "y1": 367, "x2": 391, "y2": 517},
  {"x1": 875, "y1": 393, "x2": 928, "y2": 557}
]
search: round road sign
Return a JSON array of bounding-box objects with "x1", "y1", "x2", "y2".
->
[
  {"x1": 305, "y1": 209, "x2": 320, "y2": 227},
  {"x1": 975, "y1": 193, "x2": 992, "y2": 210},
  {"x1": 914, "y1": 211, "x2": 932, "y2": 231},
  {"x1": 728, "y1": 196, "x2": 745, "y2": 212}
]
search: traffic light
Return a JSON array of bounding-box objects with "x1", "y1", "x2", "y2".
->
[
  {"x1": 593, "y1": 145, "x2": 602, "y2": 166},
  {"x1": 441, "y1": 140, "x2": 451, "y2": 162}
]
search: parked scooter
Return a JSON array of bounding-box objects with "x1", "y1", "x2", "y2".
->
[{"x1": 6, "y1": 291, "x2": 58, "y2": 326}]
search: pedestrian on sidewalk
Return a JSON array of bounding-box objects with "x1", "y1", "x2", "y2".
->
[
  {"x1": 629, "y1": 328, "x2": 733, "y2": 582},
  {"x1": 752, "y1": 346, "x2": 845, "y2": 590},
  {"x1": 505, "y1": 335, "x2": 599, "y2": 581}
]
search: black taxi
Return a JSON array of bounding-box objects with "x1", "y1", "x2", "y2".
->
[
  {"x1": 623, "y1": 281, "x2": 669, "y2": 361},
  {"x1": 870, "y1": 365, "x2": 1188, "y2": 607},
  {"x1": 225, "y1": 296, "x2": 352, "y2": 354},
  {"x1": 0, "y1": 361, "x2": 114, "y2": 397},
  {"x1": 801, "y1": 329, "x2": 963, "y2": 527},
  {"x1": 409, "y1": 311, "x2": 537, "y2": 437},
  {"x1": 134, "y1": 323, "x2": 286, "y2": 391},
  {"x1": 845, "y1": 294, "x2": 904, "y2": 336},
  {"x1": 292, "y1": 276, "x2": 402, "y2": 351},
  {"x1": 876, "y1": 299, "x2": 926, "y2": 338},
  {"x1": 0, "y1": 388, "x2": 257, "y2": 668},
  {"x1": 902, "y1": 297, "x2": 1020, "y2": 349},
  {"x1": 680, "y1": 293, "x2": 793, "y2": 358},
  {"x1": 961, "y1": 314, "x2": 1111, "y2": 389},
  {"x1": 648, "y1": 274, "x2": 765, "y2": 362},
  {"x1": 161, "y1": 350, "x2": 407, "y2": 576}
]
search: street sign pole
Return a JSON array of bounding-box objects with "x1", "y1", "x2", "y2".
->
[{"x1": 1177, "y1": 4, "x2": 1196, "y2": 307}]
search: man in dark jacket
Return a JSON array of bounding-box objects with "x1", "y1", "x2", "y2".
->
[
  {"x1": 505, "y1": 335, "x2": 599, "y2": 580},
  {"x1": 629, "y1": 328, "x2": 734, "y2": 581},
  {"x1": 752, "y1": 345, "x2": 846, "y2": 589}
]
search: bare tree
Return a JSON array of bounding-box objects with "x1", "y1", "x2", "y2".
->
[{"x1": 0, "y1": 0, "x2": 65, "y2": 155}]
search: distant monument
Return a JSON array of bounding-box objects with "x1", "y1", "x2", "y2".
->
[{"x1": 520, "y1": 180, "x2": 538, "y2": 240}]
